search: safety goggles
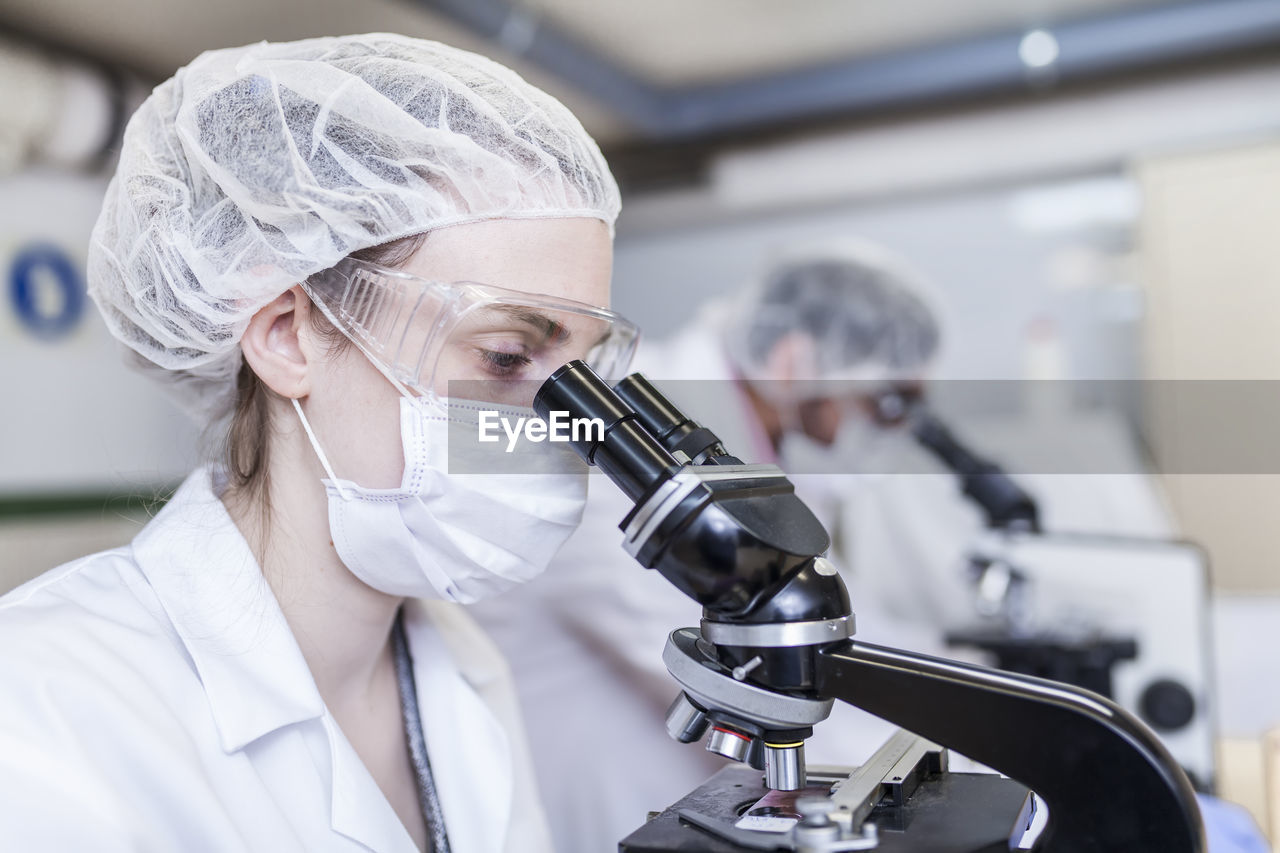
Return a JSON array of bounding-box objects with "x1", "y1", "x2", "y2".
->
[
  {"x1": 788, "y1": 381, "x2": 923, "y2": 445},
  {"x1": 303, "y1": 258, "x2": 640, "y2": 408}
]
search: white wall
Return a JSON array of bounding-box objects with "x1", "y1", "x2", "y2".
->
[
  {"x1": 0, "y1": 167, "x2": 200, "y2": 496},
  {"x1": 610, "y1": 59, "x2": 1280, "y2": 382},
  {"x1": 613, "y1": 173, "x2": 1142, "y2": 383}
]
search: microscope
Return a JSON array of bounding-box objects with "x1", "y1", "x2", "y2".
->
[
  {"x1": 534, "y1": 362, "x2": 1204, "y2": 852},
  {"x1": 896, "y1": 392, "x2": 1216, "y2": 792}
]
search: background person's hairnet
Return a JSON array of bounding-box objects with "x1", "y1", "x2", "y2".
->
[
  {"x1": 724, "y1": 242, "x2": 942, "y2": 386},
  {"x1": 87, "y1": 33, "x2": 621, "y2": 422}
]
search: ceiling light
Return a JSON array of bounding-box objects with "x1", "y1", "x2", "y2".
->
[{"x1": 1019, "y1": 29, "x2": 1060, "y2": 70}]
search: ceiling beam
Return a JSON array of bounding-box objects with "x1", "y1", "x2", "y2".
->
[
  {"x1": 416, "y1": 0, "x2": 1280, "y2": 142},
  {"x1": 415, "y1": 0, "x2": 668, "y2": 133},
  {"x1": 665, "y1": 0, "x2": 1280, "y2": 137}
]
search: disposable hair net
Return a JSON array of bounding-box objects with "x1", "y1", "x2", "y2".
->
[
  {"x1": 724, "y1": 242, "x2": 942, "y2": 383},
  {"x1": 87, "y1": 33, "x2": 621, "y2": 422}
]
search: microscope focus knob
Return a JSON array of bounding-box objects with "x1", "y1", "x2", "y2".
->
[
  {"x1": 793, "y1": 797, "x2": 841, "y2": 851},
  {"x1": 795, "y1": 797, "x2": 835, "y2": 825},
  {"x1": 1139, "y1": 679, "x2": 1196, "y2": 732}
]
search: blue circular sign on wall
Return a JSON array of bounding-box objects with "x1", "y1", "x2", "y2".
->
[{"x1": 8, "y1": 243, "x2": 85, "y2": 340}]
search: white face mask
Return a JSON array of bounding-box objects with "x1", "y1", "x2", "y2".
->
[
  {"x1": 294, "y1": 396, "x2": 588, "y2": 603},
  {"x1": 777, "y1": 413, "x2": 897, "y2": 479}
]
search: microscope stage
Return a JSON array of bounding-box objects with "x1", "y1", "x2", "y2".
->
[{"x1": 619, "y1": 764, "x2": 1033, "y2": 852}]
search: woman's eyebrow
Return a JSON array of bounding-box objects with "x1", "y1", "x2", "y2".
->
[{"x1": 485, "y1": 305, "x2": 570, "y2": 341}]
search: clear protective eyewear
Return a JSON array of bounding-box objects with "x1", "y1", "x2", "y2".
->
[{"x1": 302, "y1": 258, "x2": 639, "y2": 408}]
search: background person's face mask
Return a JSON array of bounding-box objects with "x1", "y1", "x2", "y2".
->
[
  {"x1": 777, "y1": 408, "x2": 899, "y2": 478},
  {"x1": 295, "y1": 395, "x2": 588, "y2": 602}
]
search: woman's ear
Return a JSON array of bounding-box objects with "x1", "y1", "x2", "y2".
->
[{"x1": 239, "y1": 285, "x2": 317, "y2": 399}]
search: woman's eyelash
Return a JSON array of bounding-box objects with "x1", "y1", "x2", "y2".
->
[{"x1": 481, "y1": 350, "x2": 533, "y2": 369}]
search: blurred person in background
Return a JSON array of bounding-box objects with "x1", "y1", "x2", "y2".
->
[{"x1": 0, "y1": 33, "x2": 639, "y2": 853}]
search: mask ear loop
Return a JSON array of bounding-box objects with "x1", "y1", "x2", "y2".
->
[{"x1": 292, "y1": 398, "x2": 352, "y2": 501}]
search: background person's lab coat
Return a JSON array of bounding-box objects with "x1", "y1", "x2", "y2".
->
[
  {"x1": 471, "y1": 301, "x2": 1181, "y2": 853},
  {"x1": 0, "y1": 467, "x2": 552, "y2": 853}
]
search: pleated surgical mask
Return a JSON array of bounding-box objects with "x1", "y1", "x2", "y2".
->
[{"x1": 294, "y1": 395, "x2": 588, "y2": 602}]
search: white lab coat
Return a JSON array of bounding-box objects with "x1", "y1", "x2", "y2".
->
[
  {"x1": 470, "y1": 302, "x2": 1178, "y2": 853},
  {"x1": 0, "y1": 466, "x2": 552, "y2": 853}
]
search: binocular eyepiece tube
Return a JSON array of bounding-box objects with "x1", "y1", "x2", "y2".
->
[
  {"x1": 534, "y1": 360, "x2": 736, "y2": 503},
  {"x1": 534, "y1": 361, "x2": 680, "y2": 503}
]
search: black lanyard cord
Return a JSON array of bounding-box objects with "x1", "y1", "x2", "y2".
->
[{"x1": 392, "y1": 610, "x2": 452, "y2": 853}]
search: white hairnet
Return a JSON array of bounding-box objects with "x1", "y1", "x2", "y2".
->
[
  {"x1": 725, "y1": 241, "x2": 942, "y2": 382},
  {"x1": 88, "y1": 33, "x2": 620, "y2": 422}
]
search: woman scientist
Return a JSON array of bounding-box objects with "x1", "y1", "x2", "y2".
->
[{"x1": 0, "y1": 34, "x2": 637, "y2": 853}]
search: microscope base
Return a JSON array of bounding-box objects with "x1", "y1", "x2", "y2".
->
[{"x1": 619, "y1": 764, "x2": 1032, "y2": 852}]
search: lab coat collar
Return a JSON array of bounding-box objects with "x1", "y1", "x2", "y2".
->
[
  {"x1": 415, "y1": 599, "x2": 506, "y2": 692},
  {"x1": 131, "y1": 466, "x2": 325, "y2": 753}
]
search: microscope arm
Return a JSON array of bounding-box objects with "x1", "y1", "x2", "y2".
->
[{"x1": 816, "y1": 640, "x2": 1205, "y2": 852}]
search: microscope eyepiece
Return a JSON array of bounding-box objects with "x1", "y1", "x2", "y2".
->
[
  {"x1": 614, "y1": 374, "x2": 735, "y2": 464},
  {"x1": 534, "y1": 360, "x2": 680, "y2": 503}
]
